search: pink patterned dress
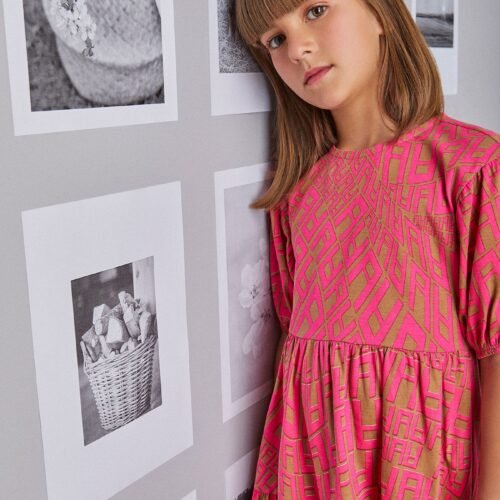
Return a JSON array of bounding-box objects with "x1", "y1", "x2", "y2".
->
[{"x1": 252, "y1": 114, "x2": 499, "y2": 499}]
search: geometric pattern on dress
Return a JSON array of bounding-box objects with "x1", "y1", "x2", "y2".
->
[{"x1": 252, "y1": 115, "x2": 499, "y2": 499}]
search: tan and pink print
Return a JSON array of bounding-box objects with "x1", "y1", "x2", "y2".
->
[{"x1": 252, "y1": 114, "x2": 499, "y2": 499}]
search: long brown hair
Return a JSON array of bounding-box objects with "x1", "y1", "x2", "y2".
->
[{"x1": 234, "y1": 0, "x2": 444, "y2": 209}]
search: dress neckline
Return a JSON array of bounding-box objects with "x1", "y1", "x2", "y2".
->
[{"x1": 328, "y1": 114, "x2": 442, "y2": 159}]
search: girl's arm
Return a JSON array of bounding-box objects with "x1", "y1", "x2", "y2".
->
[
  {"x1": 477, "y1": 354, "x2": 500, "y2": 499},
  {"x1": 273, "y1": 332, "x2": 287, "y2": 379},
  {"x1": 268, "y1": 204, "x2": 294, "y2": 382}
]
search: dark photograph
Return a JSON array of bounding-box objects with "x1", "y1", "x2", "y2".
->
[
  {"x1": 235, "y1": 488, "x2": 253, "y2": 500},
  {"x1": 23, "y1": 0, "x2": 165, "y2": 110},
  {"x1": 71, "y1": 256, "x2": 161, "y2": 445},
  {"x1": 416, "y1": 0, "x2": 454, "y2": 48}
]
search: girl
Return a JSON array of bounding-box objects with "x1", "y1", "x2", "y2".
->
[{"x1": 234, "y1": 0, "x2": 499, "y2": 498}]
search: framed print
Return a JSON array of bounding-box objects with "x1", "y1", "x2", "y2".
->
[
  {"x1": 224, "y1": 449, "x2": 258, "y2": 500},
  {"x1": 22, "y1": 182, "x2": 193, "y2": 500},
  {"x1": 3, "y1": 0, "x2": 178, "y2": 135},
  {"x1": 215, "y1": 163, "x2": 280, "y2": 422},
  {"x1": 412, "y1": 0, "x2": 459, "y2": 94},
  {"x1": 208, "y1": 0, "x2": 271, "y2": 115}
]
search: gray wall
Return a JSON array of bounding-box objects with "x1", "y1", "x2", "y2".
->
[{"x1": 0, "y1": 0, "x2": 498, "y2": 499}]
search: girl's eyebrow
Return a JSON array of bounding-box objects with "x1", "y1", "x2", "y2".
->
[{"x1": 259, "y1": 27, "x2": 276, "y2": 44}]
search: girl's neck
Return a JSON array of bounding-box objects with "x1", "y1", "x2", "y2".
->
[{"x1": 331, "y1": 100, "x2": 396, "y2": 152}]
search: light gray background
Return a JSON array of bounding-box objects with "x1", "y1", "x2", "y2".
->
[{"x1": 0, "y1": 0, "x2": 498, "y2": 499}]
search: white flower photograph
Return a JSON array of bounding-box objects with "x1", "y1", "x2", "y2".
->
[
  {"x1": 72, "y1": 257, "x2": 161, "y2": 445},
  {"x1": 208, "y1": 0, "x2": 271, "y2": 115},
  {"x1": 3, "y1": 0, "x2": 178, "y2": 134},
  {"x1": 215, "y1": 164, "x2": 280, "y2": 422},
  {"x1": 22, "y1": 183, "x2": 193, "y2": 500}
]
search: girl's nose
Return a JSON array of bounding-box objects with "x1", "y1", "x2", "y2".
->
[{"x1": 287, "y1": 28, "x2": 315, "y2": 63}]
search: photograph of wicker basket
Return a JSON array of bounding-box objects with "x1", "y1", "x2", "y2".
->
[
  {"x1": 72, "y1": 257, "x2": 161, "y2": 445},
  {"x1": 22, "y1": 182, "x2": 192, "y2": 500}
]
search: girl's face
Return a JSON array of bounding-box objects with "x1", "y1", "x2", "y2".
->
[{"x1": 259, "y1": 0, "x2": 384, "y2": 113}]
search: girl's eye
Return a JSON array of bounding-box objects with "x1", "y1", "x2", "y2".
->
[
  {"x1": 306, "y1": 5, "x2": 327, "y2": 20},
  {"x1": 267, "y1": 34, "x2": 285, "y2": 50}
]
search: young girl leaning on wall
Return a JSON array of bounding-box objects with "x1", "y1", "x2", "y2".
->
[{"x1": 234, "y1": 0, "x2": 499, "y2": 498}]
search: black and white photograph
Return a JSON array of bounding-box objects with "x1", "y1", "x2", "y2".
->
[
  {"x1": 224, "y1": 449, "x2": 258, "y2": 500},
  {"x1": 218, "y1": 0, "x2": 259, "y2": 74},
  {"x1": 3, "y1": 0, "x2": 178, "y2": 134},
  {"x1": 215, "y1": 164, "x2": 280, "y2": 422},
  {"x1": 72, "y1": 257, "x2": 161, "y2": 446},
  {"x1": 416, "y1": 0, "x2": 454, "y2": 48},
  {"x1": 22, "y1": 183, "x2": 193, "y2": 500},
  {"x1": 209, "y1": 0, "x2": 271, "y2": 115},
  {"x1": 234, "y1": 489, "x2": 253, "y2": 500},
  {"x1": 415, "y1": 0, "x2": 458, "y2": 95}
]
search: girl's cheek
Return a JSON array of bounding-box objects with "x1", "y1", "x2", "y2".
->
[{"x1": 273, "y1": 59, "x2": 289, "y2": 80}]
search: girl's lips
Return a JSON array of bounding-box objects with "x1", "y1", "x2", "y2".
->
[{"x1": 304, "y1": 66, "x2": 333, "y2": 86}]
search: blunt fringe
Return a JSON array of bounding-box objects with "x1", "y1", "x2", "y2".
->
[{"x1": 234, "y1": 0, "x2": 444, "y2": 210}]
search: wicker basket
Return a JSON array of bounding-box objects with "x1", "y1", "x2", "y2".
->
[
  {"x1": 82, "y1": 333, "x2": 158, "y2": 430},
  {"x1": 41, "y1": 0, "x2": 164, "y2": 105}
]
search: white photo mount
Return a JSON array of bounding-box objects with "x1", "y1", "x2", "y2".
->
[
  {"x1": 208, "y1": 0, "x2": 271, "y2": 115},
  {"x1": 224, "y1": 448, "x2": 259, "y2": 500},
  {"x1": 22, "y1": 183, "x2": 193, "y2": 500},
  {"x1": 215, "y1": 163, "x2": 279, "y2": 422},
  {"x1": 411, "y1": 0, "x2": 458, "y2": 95},
  {"x1": 3, "y1": 0, "x2": 178, "y2": 135}
]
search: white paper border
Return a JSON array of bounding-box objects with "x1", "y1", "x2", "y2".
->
[
  {"x1": 215, "y1": 163, "x2": 274, "y2": 422},
  {"x1": 22, "y1": 183, "x2": 193, "y2": 500},
  {"x1": 224, "y1": 448, "x2": 258, "y2": 500},
  {"x1": 3, "y1": 0, "x2": 178, "y2": 135},
  {"x1": 208, "y1": 0, "x2": 271, "y2": 116},
  {"x1": 181, "y1": 490, "x2": 197, "y2": 500},
  {"x1": 412, "y1": 0, "x2": 458, "y2": 95}
]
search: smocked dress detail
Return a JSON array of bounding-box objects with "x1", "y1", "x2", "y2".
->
[{"x1": 252, "y1": 115, "x2": 499, "y2": 499}]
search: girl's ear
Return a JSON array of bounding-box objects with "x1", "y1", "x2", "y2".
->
[
  {"x1": 368, "y1": 7, "x2": 384, "y2": 36},
  {"x1": 374, "y1": 15, "x2": 384, "y2": 36}
]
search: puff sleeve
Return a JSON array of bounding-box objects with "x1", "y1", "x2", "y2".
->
[
  {"x1": 456, "y1": 160, "x2": 499, "y2": 359},
  {"x1": 269, "y1": 201, "x2": 295, "y2": 336}
]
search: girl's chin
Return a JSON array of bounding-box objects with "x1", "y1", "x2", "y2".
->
[
  {"x1": 299, "y1": 90, "x2": 344, "y2": 111},
  {"x1": 305, "y1": 98, "x2": 343, "y2": 112}
]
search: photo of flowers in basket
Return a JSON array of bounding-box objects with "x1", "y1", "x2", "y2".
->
[
  {"x1": 71, "y1": 256, "x2": 161, "y2": 445},
  {"x1": 23, "y1": 0, "x2": 165, "y2": 110}
]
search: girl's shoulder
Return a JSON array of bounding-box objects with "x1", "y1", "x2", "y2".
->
[
  {"x1": 421, "y1": 114, "x2": 499, "y2": 197},
  {"x1": 437, "y1": 113, "x2": 499, "y2": 144},
  {"x1": 429, "y1": 113, "x2": 499, "y2": 158}
]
